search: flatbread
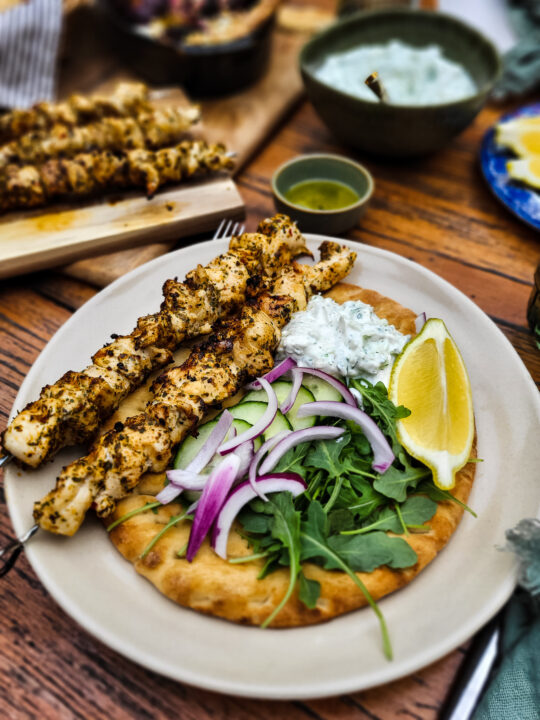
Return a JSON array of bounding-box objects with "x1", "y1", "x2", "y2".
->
[{"x1": 106, "y1": 283, "x2": 476, "y2": 627}]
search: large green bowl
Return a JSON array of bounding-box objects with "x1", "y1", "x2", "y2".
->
[{"x1": 300, "y1": 9, "x2": 501, "y2": 157}]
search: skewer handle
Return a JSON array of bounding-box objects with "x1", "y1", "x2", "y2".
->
[
  {"x1": 365, "y1": 72, "x2": 389, "y2": 103},
  {"x1": 0, "y1": 524, "x2": 39, "y2": 578}
]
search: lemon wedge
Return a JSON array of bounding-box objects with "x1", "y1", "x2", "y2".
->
[
  {"x1": 507, "y1": 157, "x2": 540, "y2": 190},
  {"x1": 388, "y1": 318, "x2": 474, "y2": 490}
]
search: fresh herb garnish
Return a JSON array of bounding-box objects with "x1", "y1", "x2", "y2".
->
[
  {"x1": 259, "y1": 493, "x2": 301, "y2": 629},
  {"x1": 140, "y1": 511, "x2": 190, "y2": 559},
  {"x1": 106, "y1": 501, "x2": 162, "y2": 532},
  {"x1": 300, "y1": 502, "x2": 393, "y2": 660}
]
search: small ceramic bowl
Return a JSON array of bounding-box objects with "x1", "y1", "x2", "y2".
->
[
  {"x1": 300, "y1": 8, "x2": 501, "y2": 157},
  {"x1": 271, "y1": 153, "x2": 374, "y2": 235}
]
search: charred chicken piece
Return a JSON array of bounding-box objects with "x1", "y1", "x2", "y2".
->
[
  {"x1": 0, "y1": 106, "x2": 200, "y2": 167},
  {"x1": 0, "y1": 82, "x2": 151, "y2": 145},
  {"x1": 0, "y1": 140, "x2": 234, "y2": 212}
]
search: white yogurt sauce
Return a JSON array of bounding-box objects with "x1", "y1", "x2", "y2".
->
[
  {"x1": 277, "y1": 295, "x2": 409, "y2": 386},
  {"x1": 315, "y1": 40, "x2": 476, "y2": 106}
]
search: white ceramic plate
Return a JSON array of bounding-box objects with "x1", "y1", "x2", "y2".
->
[{"x1": 5, "y1": 236, "x2": 540, "y2": 699}]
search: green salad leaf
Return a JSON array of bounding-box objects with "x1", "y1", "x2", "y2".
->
[
  {"x1": 300, "y1": 502, "x2": 393, "y2": 659},
  {"x1": 260, "y1": 492, "x2": 301, "y2": 628},
  {"x1": 298, "y1": 571, "x2": 321, "y2": 609}
]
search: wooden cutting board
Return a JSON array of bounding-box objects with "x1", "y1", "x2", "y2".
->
[
  {"x1": 0, "y1": 177, "x2": 244, "y2": 281},
  {"x1": 57, "y1": 7, "x2": 328, "y2": 287}
]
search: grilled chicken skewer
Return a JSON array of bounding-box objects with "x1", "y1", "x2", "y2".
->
[
  {"x1": 0, "y1": 82, "x2": 151, "y2": 144},
  {"x1": 0, "y1": 107, "x2": 201, "y2": 167},
  {"x1": 33, "y1": 241, "x2": 356, "y2": 536},
  {"x1": 1, "y1": 216, "x2": 309, "y2": 468},
  {"x1": 1, "y1": 140, "x2": 234, "y2": 212}
]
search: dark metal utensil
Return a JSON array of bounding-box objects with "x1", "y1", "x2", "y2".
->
[{"x1": 439, "y1": 610, "x2": 503, "y2": 720}]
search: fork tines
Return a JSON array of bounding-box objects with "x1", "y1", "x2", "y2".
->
[{"x1": 213, "y1": 218, "x2": 245, "y2": 240}]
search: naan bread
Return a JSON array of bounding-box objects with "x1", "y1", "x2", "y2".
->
[{"x1": 106, "y1": 283, "x2": 476, "y2": 627}]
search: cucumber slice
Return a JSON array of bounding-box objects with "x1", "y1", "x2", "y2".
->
[
  {"x1": 242, "y1": 381, "x2": 293, "y2": 406},
  {"x1": 173, "y1": 418, "x2": 253, "y2": 470},
  {"x1": 301, "y1": 374, "x2": 343, "y2": 403},
  {"x1": 240, "y1": 381, "x2": 316, "y2": 431},
  {"x1": 229, "y1": 401, "x2": 292, "y2": 440}
]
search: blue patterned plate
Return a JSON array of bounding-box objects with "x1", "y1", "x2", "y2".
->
[{"x1": 480, "y1": 103, "x2": 540, "y2": 231}]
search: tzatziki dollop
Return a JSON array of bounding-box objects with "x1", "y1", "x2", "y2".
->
[
  {"x1": 277, "y1": 295, "x2": 409, "y2": 385},
  {"x1": 315, "y1": 40, "x2": 476, "y2": 106}
]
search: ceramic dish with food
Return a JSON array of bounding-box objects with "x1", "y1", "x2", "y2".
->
[
  {"x1": 3, "y1": 220, "x2": 540, "y2": 697},
  {"x1": 481, "y1": 102, "x2": 540, "y2": 231},
  {"x1": 102, "y1": 0, "x2": 278, "y2": 95},
  {"x1": 300, "y1": 8, "x2": 501, "y2": 157}
]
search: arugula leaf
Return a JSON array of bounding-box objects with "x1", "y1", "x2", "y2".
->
[
  {"x1": 347, "y1": 476, "x2": 386, "y2": 518},
  {"x1": 417, "y1": 480, "x2": 477, "y2": 517},
  {"x1": 305, "y1": 433, "x2": 349, "y2": 476},
  {"x1": 300, "y1": 502, "x2": 393, "y2": 660},
  {"x1": 328, "y1": 508, "x2": 356, "y2": 533},
  {"x1": 374, "y1": 465, "x2": 431, "y2": 502},
  {"x1": 349, "y1": 379, "x2": 410, "y2": 453},
  {"x1": 343, "y1": 495, "x2": 438, "y2": 536},
  {"x1": 260, "y1": 492, "x2": 302, "y2": 628},
  {"x1": 273, "y1": 443, "x2": 311, "y2": 478},
  {"x1": 298, "y1": 571, "x2": 321, "y2": 609},
  {"x1": 328, "y1": 531, "x2": 417, "y2": 571},
  {"x1": 237, "y1": 508, "x2": 272, "y2": 534}
]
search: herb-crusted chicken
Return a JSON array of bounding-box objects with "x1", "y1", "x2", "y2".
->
[
  {"x1": 1, "y1": 215, "x2": 309, "y2": 468},
  {"x1": 33, "y1": 241, "x2": 356, "y2": 536},
  {"x1": 0, "y1": 82, "x2": 151, "y2": 144},
  {"x1": 0, "y1": 140, "x2": 234, "y2": 212},
  {"x1": 0, "y1": 107, "x2": 200, "y2": 167}
]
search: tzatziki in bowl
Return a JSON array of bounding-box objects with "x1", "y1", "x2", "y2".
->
[{"x1": 300, "y1": 8, "x2": 501, "y2": 157}]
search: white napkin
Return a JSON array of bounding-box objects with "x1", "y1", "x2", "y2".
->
[{"x1": 0, "y1": 0, "x2": 62, "y2": 109}]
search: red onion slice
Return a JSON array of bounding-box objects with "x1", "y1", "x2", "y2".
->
[
  {"x1": 259, "y1": 425, "x2": 345, "y2": 476},
  {"x1": 248, "y1": 430, "x2": 290, "y2": 500},
  {"x1": 166, "y1": 468, "x2": 207, "y2": 490},
  {"x1": 245, "y1": 357, "x2": 297, "y2": 390},
  {"x1": 186, "y1": 453, "x2": 241, "y2": 562},
  {"x1": 296, "y1": 401, "x2": 395, "y2": 473},
  {"x1": 186, "y1": 410, "x2": 234, "y2": 474},
  {"x1": 280, "y1": 368, "x2": 304, "y2": 414},
  {"x1": 233, "y1": 440, "x2": 255, "y2": 480},
  {"x1": 212, "y1": 473, "x2": 306, "y2": 559},
  {"x1": 415, "y1": 313, "x2": 427, "y2": 334},
  {"x1": 219, "y1": 378, "x2": 278, "y2": 454},
  {"x1": 156, "y1": 482, "x2": 183, "y2": 505}
]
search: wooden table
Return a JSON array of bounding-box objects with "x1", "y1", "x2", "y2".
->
[{"x1": 1, "y1": 15, "x2": 539, "y2": 720}]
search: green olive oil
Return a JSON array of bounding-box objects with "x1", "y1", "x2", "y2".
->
[{"x1": 285, "y1": 179, "x2": 359, "y2": 211}]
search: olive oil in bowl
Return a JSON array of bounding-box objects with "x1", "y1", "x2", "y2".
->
[
  {"x1": 285, "y1": 179, "x2": 359, "y2": 211},
  {"x1": 272, "y1": 153, "x2": 374, "y2": 234}
]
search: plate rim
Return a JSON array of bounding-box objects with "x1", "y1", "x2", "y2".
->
[{"x1": 5, "y1": 234, "x2": 540, "y2": 699}]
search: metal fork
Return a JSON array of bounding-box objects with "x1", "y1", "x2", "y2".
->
[
  {"x1": 0, "y1": 217, "x2": 247, "y2": 576},
  {"x1": 213, "y1": 218, "x2": 245, "y2": 240}
]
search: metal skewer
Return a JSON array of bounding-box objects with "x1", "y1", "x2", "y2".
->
[
  {"x1": 0, "y1": 454, "x2": 13, "y2": 468},
  {"x1": 0, "y1": 523, "x2": 39, "y2": 577}
]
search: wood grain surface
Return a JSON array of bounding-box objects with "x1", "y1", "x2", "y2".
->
[{"x1": 1, "y1": 6, "x2": 540, "y2": 720}]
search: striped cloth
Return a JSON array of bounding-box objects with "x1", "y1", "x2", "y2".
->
[{"x1": 0, "y1": 0, "x2": 62, "y2": 109}]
